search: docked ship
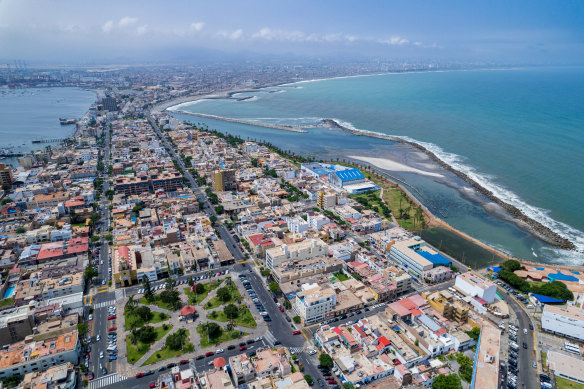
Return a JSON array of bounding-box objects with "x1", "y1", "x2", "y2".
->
[{"x1": 59, "y1": 118, "x2": 76, "y2": 125}]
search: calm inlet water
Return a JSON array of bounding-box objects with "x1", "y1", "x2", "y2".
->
[
  {"x1": 171, "y1": 67, "x2": 584, "y2": 266},
  {"x1": 0, "y1": 88, "x2": 96, "y2": 166}
]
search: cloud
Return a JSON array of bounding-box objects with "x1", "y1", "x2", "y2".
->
[
  {"x1": 101, "y1": 20, "x2": 113, "y2": 33},
  {"x1": 137, "y1": 25, "x2": 148, "y2": 35},
  {"x1": 252, "y1": 27, "x2": 305, "y2": 41},
  {"x1": 380, "y1": 36, "x2": 410, "y2": 46},
  {"x1": 218, "y1": 29, "x2": 243, "y2": 40},
  {"x1": 118, "y1": 16, "x2": 138, "y2": 28},
  {"x1": 190, "y1": 22, "x2": 204, "y2": 32}
]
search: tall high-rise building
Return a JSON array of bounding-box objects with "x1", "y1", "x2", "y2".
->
[
  {"x1": 0, "y1": 163, "x2": 14, "y2": 188},
  {"x1": 212, "y1": 169, "x2": 236, "y2": 192}
]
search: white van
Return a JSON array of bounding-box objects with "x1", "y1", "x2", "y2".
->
[{"x1": 523, "y1": 328, "x2": 528, "y2": 335}]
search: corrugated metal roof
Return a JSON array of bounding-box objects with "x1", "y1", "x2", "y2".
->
[{"x1": 335, "y1": 168, "x2": 364, "y2": 181}]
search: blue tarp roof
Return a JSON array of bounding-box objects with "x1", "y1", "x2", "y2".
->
[
  {"x1": 548, "y1": 272, "x2": 579, "y2": 282},
  {"x1": 488, "y1": 266, "x2": 502, "y2": 273},
  {"x1": 532, "y1": 293, "x2": 565, "y2": 304},
  {"x1": 418, "y1": 251, "x2": 452, "y2": 266},
  {"x1": 571, "y1": 271, "x2": 581, "y2": 275},
  {"x1": 536, "y1": 267, "x2": 545, "y2": 270},
  {"x1": 335, "y1": 168, "x2": 364, "y2": 181}
]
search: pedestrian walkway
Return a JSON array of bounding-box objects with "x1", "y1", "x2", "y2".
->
[
  {"x1": 115, "y1": 289, "x2": 126, "y2": 299},
  {"x1": 263, "y1": 331, "x2": 277, "y2": 346},
  {"x1": 290, "y1": 346, "x2": 305, "y2": 354},
  {"x1": 94, "y1": 300, "x2": 116, "y2": 309},
  {"x1": 88, "y1": 373, "x2": 126, "y2": 389}
]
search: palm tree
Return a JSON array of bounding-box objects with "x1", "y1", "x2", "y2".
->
[{"x1": 226, "y1": 321, "x2": 235, "y2": 337}]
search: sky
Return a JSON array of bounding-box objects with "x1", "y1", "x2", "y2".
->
[{"x1": 0, "y1": 0, "x2": 583, "y2": 64}]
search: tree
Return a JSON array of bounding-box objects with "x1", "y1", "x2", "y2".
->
[
  {"x1": 165, "y1": 277, "x2": 177, "y2": 292},
  {"x1": 136, "y1": 326, "x2": 157, "y2": 343},
  {"x1": 166, "y1": 329, "x2": 189, "y2": 351},
  {"x1": 304, "y1": 375, "x2": 313, "y2": 385},
  {"x1": 1, "y1": 198, "x2": 13, "y2": 205},
  {"x1": 502, "y1": 260, "x2": 522, "y2": 272},
  {"x1": 201, "y1": 322, "x2": 222, "y2": 341},
  {"x1": 343, "y1": 383, "x2": 355, "y2": 389},
  {"x1": 195, "y1": 283, "x2": 205, "y2": 294},
  {"x1": 136, "y1": 306, "x2": 153, "y2": 322},
  {"x1": 283, "y1": 300, "x2": 292, "y2": 309},
  {"x1": 160, "y1": 290, "x2": 181, "y2": 310},
  {"x1": 214, "y1": 205, "x2": 224, "y2": 214},
  {"x1": 319, "y1": 353, "x2": 334, "y2": 368},
  {"x1": 15, "y1": 227, "x2": 26, "y2": 234},
  {"x1": 143, "y1": 277, "x2": 155, "y2": 302},
  {"x1": 293, "y1": 316, "x2": 301, "y2": 323},
  {"x1": 432, "y1": 374, "x2": 462, "y2": 389},
  {"x1": 269, "y1": 282, "x2": 280, "y2": 294},
  {"x1": 77, "y1": 322, "x2": 88, "y2": 336},
  {"x1": 216, "y1": 287, "x2": 232, "y2": 302},
  {"x1": 84, "y1": 267, "x2": 98, "y2": 282},
  {"x1": 466, "y1": 326, "x2": 481, "y2": 341},
  {"x1": 224, "y1": 304, "x2": 239, "y2": 319},
  {"x1": 209, "y1": 215, "x2": 217, "y2": 225}
]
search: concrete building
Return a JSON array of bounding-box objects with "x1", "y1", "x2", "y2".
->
[
  {"x1": 0, "y1": 331, "x2": 80, "y2": 379},
  {"x1": 265, "y1": 239, "x2": 328, "y2": 270},
  {"x1": 0, "y1": 163, "x2": 14, "y2": 188},
  {"x1": 211, "y1": 169, "x2": 236, "y2": 192},
  {"x1": 389, "y1": 239, "x2": 434, "y2": 279},
  {"x1": 19, "y1": 362, "x2": 77, "y2": 389},
  {"x1": 0, "y1": 306, "x2": 35, "y2": 343},
  {"x1": 454, "y1": 272, "x2": 496, "y2": 304},
  {"x1": 471, "y1": 326, "x2": 500, "y2": 389},
  {"x1": 547, "y1": 350, "x2": 584, "y2": 385},
  {"x1": 423, "y1": 266, "x2": 453, "y2": 283},
  {"x1": 286, "y1": 216, "x2": 309, "y2": 234},
  {"x1": 393, "y1": 273, "x2": 412, "y2": 296},
  {"x1": 294, "y1": 284, "x2": 337, "y2": 324},
  {"x1": 542, "y1": 304, "x2": 584, "y2": 341}
]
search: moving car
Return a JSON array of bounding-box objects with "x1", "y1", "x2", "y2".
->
[
  {"x1": 292, "y1": 330, "x2": 301, "y2": 335},
  {"x1": 107, "y1": 315, "x2": 116, "y2": 320},
  {"x1": 240, "y1": 346, "x2": 247, "y2": 351},
  {"x1": 205, "y1": 351, "x2": 214, "y2": 357},
  {"x1": 136, "y1": 373, "x2": 144, "y2": 378},
  {"x1": 108, "y1": 327, "x2": 117, "y2": 332}
]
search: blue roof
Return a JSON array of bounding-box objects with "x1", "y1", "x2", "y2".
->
[
  {"x1": 488, "y1": 266, "x2": 502, "y2": 273},
  {"x1": 418, "y1": 251, "x2": 452, "y2": 266},
  {"x1": 571, "y1": 271, "x2": 581, "y2": 275},
  {"x1": 532, "y1": 293, "x2": 565, "y2": 304},
  {"x1": 548, "y1": 272, "x2": 579, "y2": 282},
  {"x1": 335, "y1": 168, "x2": 364, "y2": 182},
  {"x1": 536, "y1": 267, "x2": 545, "y2": 270}
]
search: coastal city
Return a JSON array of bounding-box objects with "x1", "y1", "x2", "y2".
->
[
  {"x1": 0, "y1": 74, "x2": 583, "y2": 389},
  {"x1": 1, "y1": 2, "x2": 584, "y2": 389}
]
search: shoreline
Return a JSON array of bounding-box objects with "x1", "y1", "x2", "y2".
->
[
  {"x1": 321, "y1": 119, "x2": 575, "y2": 251},
  {"x1": 169, "y1": 111, "x2": 307, "y2": 133}
]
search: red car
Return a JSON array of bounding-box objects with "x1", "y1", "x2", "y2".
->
[
  {"x1": 88, "y1": 372, "x2": 94, "y2": 380},
  {"x1": 149, "y1": 383, "x2": 156, "y2": 388},
  {"x1": 240, "y1": 346, "x2": 247, "y2": 351},
  {"x1": 328, "y1": 380, "x2": 336, "y2": 384},
  {"x1": 108, "y1": 327, "x2": 117, "y2": 332},
  {"x1": 205, "y1": 351, "x2": 214, "y2": 357},
  {"x1": 292, "y1": 330, "x2": 301, "y2": 335},
  {"x1": 280, "y1": 307, "x2": 284, "y2": 312},
  {"x1": 179, "y1": 359, "x2": 189, "y2": 365},
  {"x1": 136, "y1": 373, "x2": 144, "y2": 378},
  {"x1": 107, "y1": 315, "x2": 116, "y2": 320}
]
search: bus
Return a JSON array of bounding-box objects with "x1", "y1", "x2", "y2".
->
[{"x1": 564, "y1": 342, "x2": 581, "y2": 355}]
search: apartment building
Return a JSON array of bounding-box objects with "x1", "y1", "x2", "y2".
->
[
  {"x1": 294, "y1": 284, "x2": 337, "y2": 324},
  {"x1": 454, "y1": 272, "x2": 496, "y2": 304},
  {"x1": 0, "y1": 163, "x2": 14, "y2": 188},
  {"x1": 542, "y1": 304, "x2": 584, "y2": 341},
  {"x1": 265, "y1": 238, "x2": 328, "y2": 270},
  {"x1": 0, "y1": 306, "x2": 35, "y2": 343},
  {"x1": 389, "y1": 239, "x2": 434, "y2": 279},
  {"x1": 211, "y1": 169, "x2": 236, "y2": 192}
]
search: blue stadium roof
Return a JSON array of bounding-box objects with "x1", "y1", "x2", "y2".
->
[
  {"x1": 531, "y1": 293, "x2": 565, "y2": 304},
  {"x1": 418, "y1": 251, "x2": 452, "y2": 266},
  {"x1": 488, "y1": 266, "x2": 502, "y2": 273},
  {"x1": 335, "y1": 168, "x2": 364, "y2": 181},
  {"x1": 548, "y1": 272, "x2": 579, "y2": 282}
]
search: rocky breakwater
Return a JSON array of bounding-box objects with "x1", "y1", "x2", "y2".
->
[
  {"x1": 168, "y1": 111, "x2": 308, "y2": 133},
  {"x1": 321, "y1": 118, "x2": 575, "y2": 251}
]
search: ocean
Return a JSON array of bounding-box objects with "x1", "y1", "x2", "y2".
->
[
  {"x1": 169, "y1": 67, "x2": 584, "y2": 266},
  {"x1": 0, "y1": 87, "x2": 96, "y2": 166}
]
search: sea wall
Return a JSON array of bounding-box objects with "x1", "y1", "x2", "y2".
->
[
  {"x1": 169, "y1": 111, "x2": 308, "y2": 133},
  {"x1": 321, "y1": 118, "x2": 575, "y2": 251}
]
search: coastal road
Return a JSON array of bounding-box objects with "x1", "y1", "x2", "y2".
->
[{"x1": 498, "y1": 286, "x2": 539, "y2": 389}]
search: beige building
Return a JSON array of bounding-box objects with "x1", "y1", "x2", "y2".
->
[
  {"x1": 0, "y1": 163, "x2": 14, "y2": 188},
  {"x1": 19, "y1": 362, "x2": 77, "y2": 389},
  {"x1": 271, "y1": 257, "x2": 343, "y2": 283},
  {"x1": 212, "y1": 169, "x2": 236, "y2": 192},
  {"x1": 265, "y1": 239, "x2": 328, "y2": 270},
  {"x1": 294, "y1": 284, "x2": 337, "y2": 324}
]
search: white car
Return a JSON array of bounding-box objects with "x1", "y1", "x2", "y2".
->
[
  {"x1": 89, "y1": 314, "x2": 93, "y2": 321},
  {"x1": 309, "y1": 350, "x2": 317, "y2": 355},
  {"x1": 216, "y1": 349, "x2": 224, "y2": 354},
  {"x1": 255, "y1": 337, "x2": 263, "y2": 342},
  {"x1": 96, "y1": 334, "x2": 100, "y2": 341},
  {"x1": 99, "y1": 351, "x2": 104, "y2": 359}
]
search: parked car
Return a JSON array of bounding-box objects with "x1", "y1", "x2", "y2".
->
[
  {"x1": 179, "y1": 359, "x2": 189, "y2": 365},
  {"x1": 107, "y1": 315, "x2": 116, "y2": 320},
  {"x1": 136, "y1": 373, "x2": 144, "y2": 378},
  {"x1": 205, "y1": 351, "x2": 214, "y2": 357},
  {"x1": 108, "y1": 327, "x2": 117, "y2": 332},
  {"x1": 240, "y1": 346, "x2": 247, "y2": 351},
  {"x1": 292, "y1": 330, "x2": 301, "y2": 335}
]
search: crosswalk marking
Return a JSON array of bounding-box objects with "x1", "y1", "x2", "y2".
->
[
  {"x1": 93, "y1": 300, "x2": 116, "y2": 309},
  {"x1": 88, "y1": 373, "x2": 126, "y2": 389},
  {"x1": 290, "y1": 347, "x2": 305, "y2": 354},
  {"x1": 115, "y1": 289, "x2": 126, "y2": 300},
  {"x1": 264, "y1": 331, "x2": 276, "y2": 346}
]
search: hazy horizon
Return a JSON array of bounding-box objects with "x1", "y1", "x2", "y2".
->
[{"x1": 1, "y1": 0, "x2": 583, "y2": 65}]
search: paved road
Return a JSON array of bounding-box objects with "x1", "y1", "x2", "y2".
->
[{"x1": 498, "y1": 286, "x2": 539, "y2": 389}]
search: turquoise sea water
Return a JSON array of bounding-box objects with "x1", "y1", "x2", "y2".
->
[
  {"x1": 0, "y1": 88, "x2": 96, "y2": 166},
  {"x1": 171, "y1": 67, "x2": 584, "y2": 265}
]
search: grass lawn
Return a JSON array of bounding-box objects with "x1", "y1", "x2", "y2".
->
[
  {"x1": 196, "y1": 325, "x2": 249, "y2": 348},
  {"x1": 204, "y1": 287, "x2": 242, "y2": 310},
  {"x1": 143, "y1": 330, "x2": 195, "y2": 366},
  {"x1": 208, "y1": 308, "x2": 257, "y2": 329},
  {"x1": 125, "y1": 309, "x2": 168, "y2": 330},
  {"x1": 541, "y1": 351, "x2": 547, "y2": 372},
  {"x1": 184, "y1": 280, "x2": 222, "y2": 305},
  {"x1": 139, "y1": 295, "x2": 179, "y2": 311},
  {"x1": 556, "y1": 376, "x2": 584, "y2": 389},
  {"x1": 126, "y1": 325, "x2": 172, "y2": 364},
  {"x1": 333, "y1": 271, "x2": 350, "y2": 282}
]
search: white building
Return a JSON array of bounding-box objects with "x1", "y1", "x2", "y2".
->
[
  {"x1": 547, "y1": 350, "x2": 584, "y2": 385},
  {"x1": 542, "y1": 304, "x2": 584, "y2": 341},
  {"x1": 389, "y1": 239, "x2": 434, "y2": 279},
  {"x1": 286, "y1": 216, "x2": 309, "y2": 234},
  {"x1": 265, "y1": 239, "x2": 328, "y2": 270},
  {"x1": 294, "y1": 284, "x2": 337, "y2": 324},
  {"x1": 307, "y1": 213, "x2": 329, "y2": 230},
  {"x1": 454, "y1": 272, "x2": 496, "y2": 304}
]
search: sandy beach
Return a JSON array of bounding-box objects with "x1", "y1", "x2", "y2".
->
[{"x1": 348, "y1": 155, "x2": 444, "y2": 178}]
